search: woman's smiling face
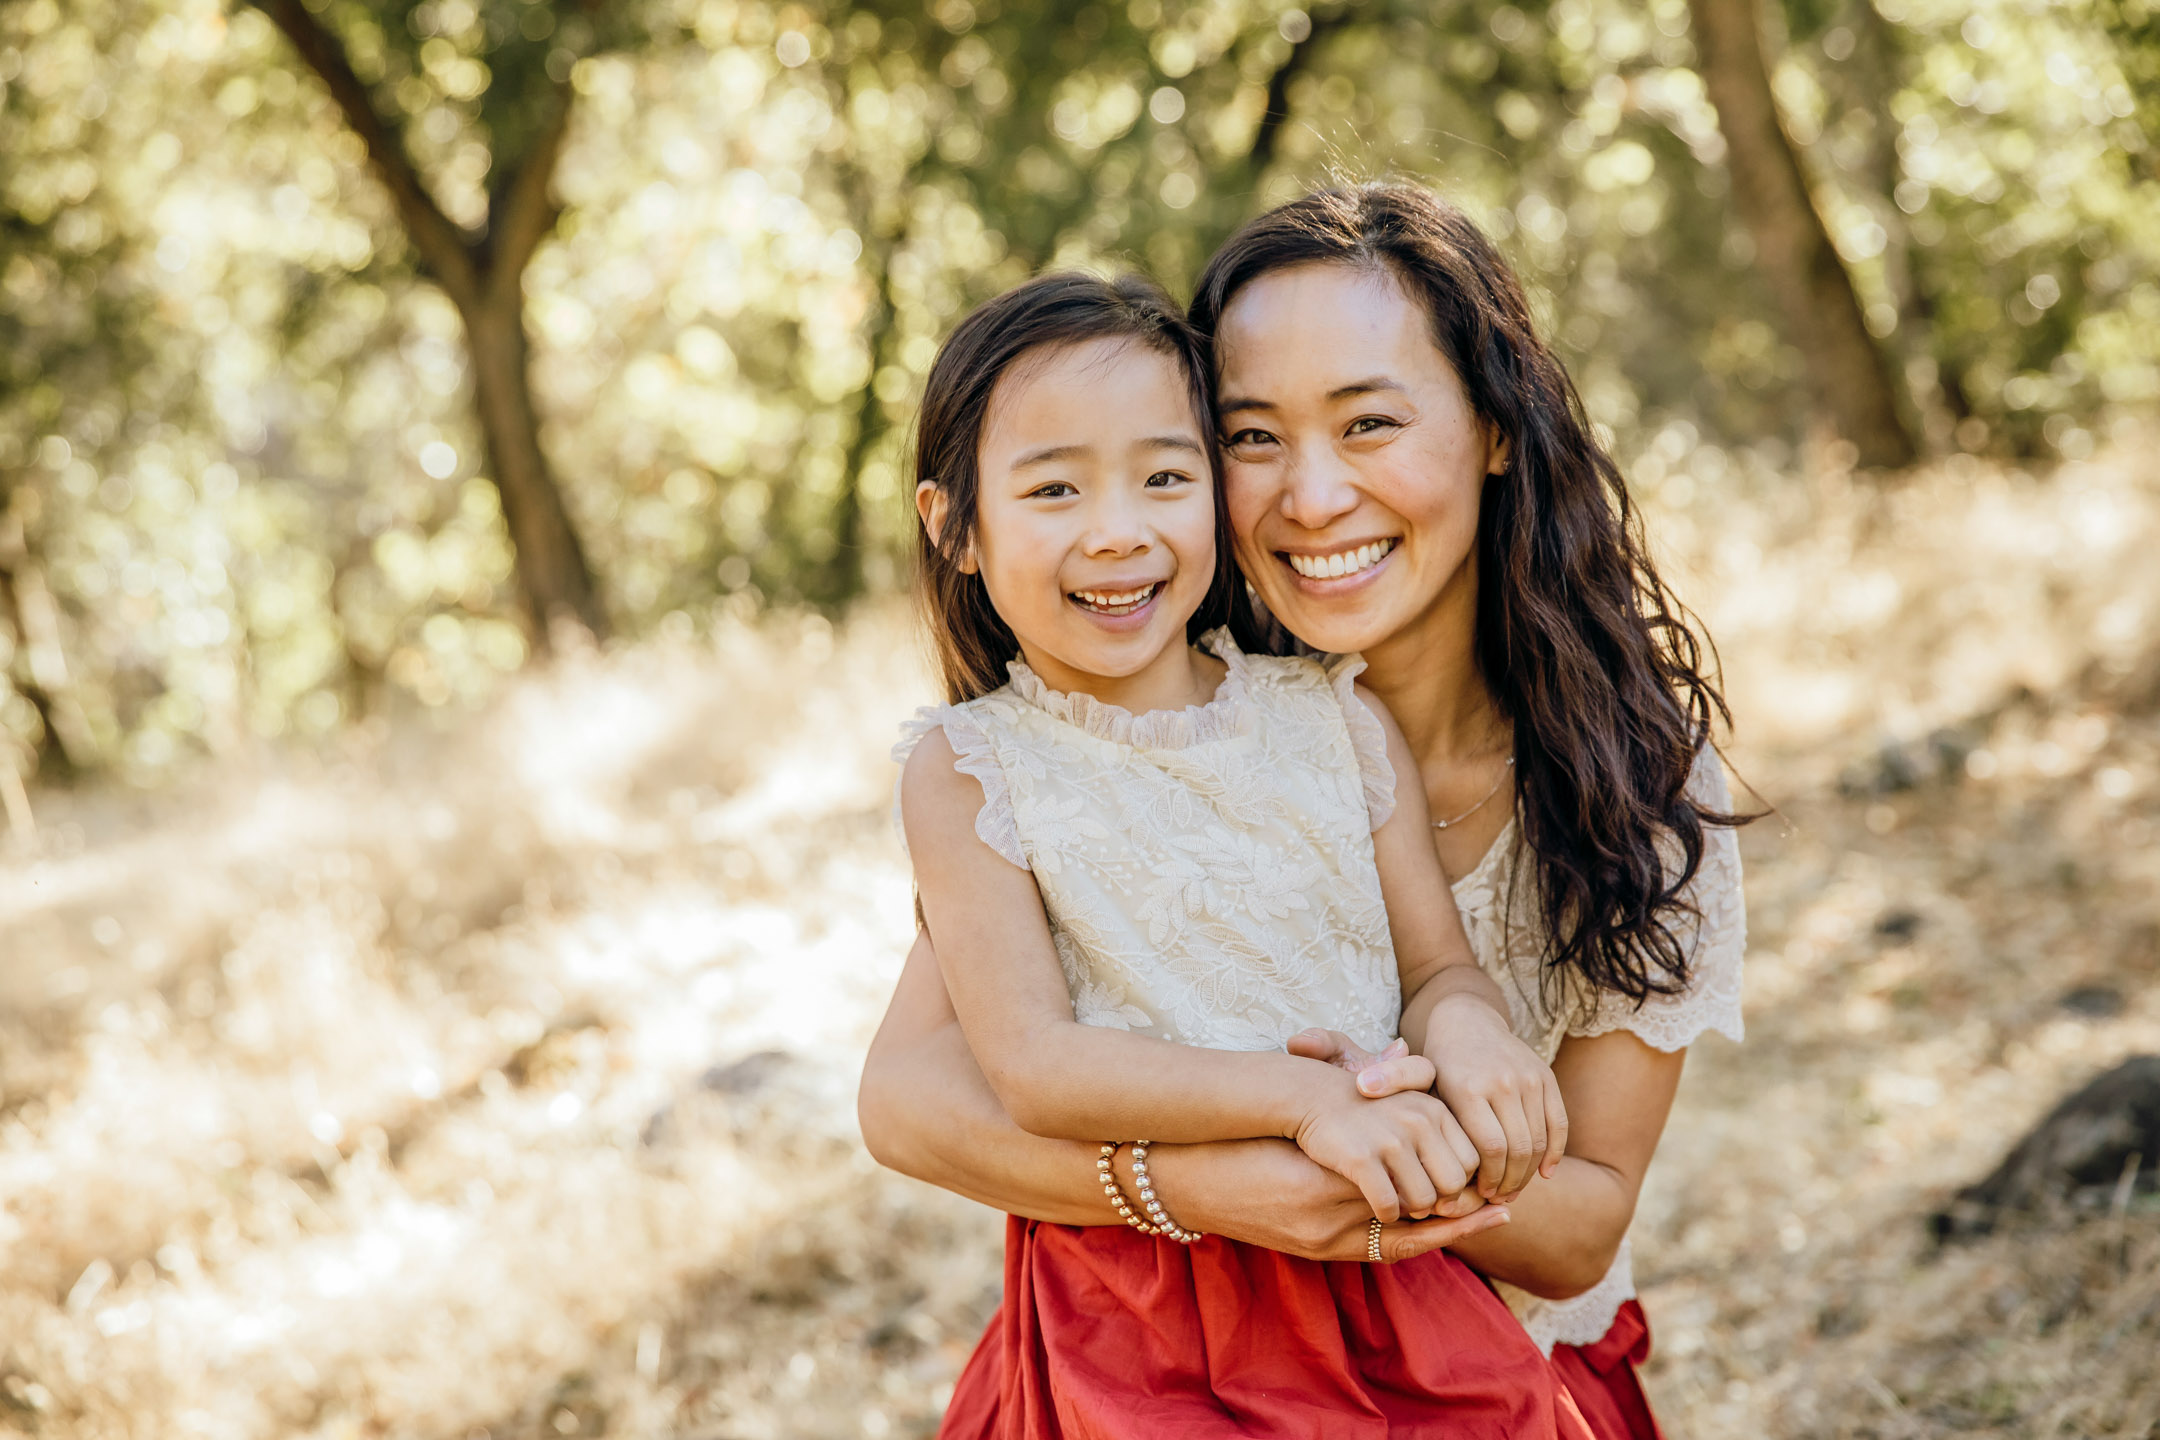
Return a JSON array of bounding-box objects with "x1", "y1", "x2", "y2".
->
[{"x1": 1215, "y1": 261, "x2": 1507, "y2": 657}]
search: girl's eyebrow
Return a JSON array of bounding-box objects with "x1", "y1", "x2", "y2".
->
[
  {"x1": 1012, "y1": 442, "x2": 1091, "y2": 469},
  {"x1": 1013, "y1": 435, "x2": 1202, "y2": 468}
]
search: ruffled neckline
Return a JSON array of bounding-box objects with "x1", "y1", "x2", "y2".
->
[{"x1": 1003, "y1": 627, "x2": 1251, "y2": 750}]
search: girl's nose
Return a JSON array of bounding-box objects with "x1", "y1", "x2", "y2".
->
[{"x1": 1082, "y1": 492, "x2": 1152, "y2": 555}]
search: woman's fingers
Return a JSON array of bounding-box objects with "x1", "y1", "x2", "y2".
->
[
  {"x1": 1541, "y1": 1072, "x2": 1570, "y2": 1178},
  {"x1": 1373, "y1": 1205, "x2": 1511, "y2": 1263},
  {"x1": 1355, "y1": 1053, "x2": 1437, "y2": 1098}
]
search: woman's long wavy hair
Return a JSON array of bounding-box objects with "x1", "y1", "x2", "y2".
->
[
  {"x1": 1190, "y1": 184, "x2": 1751, "y2": 1008},
  {"x1": 914, "y1": 271, "x2": 1257, "y2": 703}
]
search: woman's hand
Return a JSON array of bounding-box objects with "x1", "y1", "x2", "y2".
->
[
  {"x1": 1421, "y1": 994, "x2": 1569, "y2": 1199},
  {"x1": 1143, "y1": 1136, "x2": 1511, "y2": 1262}
]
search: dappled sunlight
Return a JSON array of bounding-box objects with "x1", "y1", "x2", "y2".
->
[{"x1": 2, "y1": 447, "x2": 2157, "y2": 1436}]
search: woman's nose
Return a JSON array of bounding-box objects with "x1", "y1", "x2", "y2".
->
[{"x1": 1279, "y1": 450, "x2": 1362, "y2": 532}]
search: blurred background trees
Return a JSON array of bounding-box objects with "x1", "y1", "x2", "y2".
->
[{"x1": 1, "y1": 0, "x2": 2154, "y2": 795}]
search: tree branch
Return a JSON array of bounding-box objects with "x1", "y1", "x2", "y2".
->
[
  {"x1": 247, "y1": 0, "x2": 483, "y2": 308},
  {"x1": 1248, "y1": 4, "x2": 1357, "y2": 177},
  {"x1": 481, "y1": 85, "x2": 575, "y2": 306}
]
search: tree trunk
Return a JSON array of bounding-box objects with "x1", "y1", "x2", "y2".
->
[
  {"x1": 460, "y1": 289, "x2": 604, "y2": 639},
  {"x1": 818, "y1": 242, "x2": 902, "y2": 606},
  {"x1": 251, "y1": 0, "x2": 604, "y2": 649},
  {"x1": 1689, "y1": 0, "x2": 1919, "y2": 467},
  {"x1": 0, "y1": 510, "x2": 94, "y2": 773}
]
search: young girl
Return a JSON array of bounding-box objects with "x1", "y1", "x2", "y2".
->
[{"x1": 894, "y1": 272, "x2": 1583, "y2": 1437}]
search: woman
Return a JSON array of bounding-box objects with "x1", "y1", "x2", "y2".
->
[{"x1": 859, "y1": 185, "x2": 1748, "y2": 1438}]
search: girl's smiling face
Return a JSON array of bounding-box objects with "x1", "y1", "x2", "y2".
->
[
  {"x1": 1214, "y1": 261, "x2": 1508, "y2": 657},
  {"x1": 920, "y1": 336, "x2": 1219, "y2": 704}
]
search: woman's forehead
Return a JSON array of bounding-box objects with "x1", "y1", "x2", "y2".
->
[{"x1": 1216, "y1": 264, "x2": 1441, "y2": 396}]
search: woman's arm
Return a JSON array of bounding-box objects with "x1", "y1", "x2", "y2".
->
[{"x1": 857, "y1": 929, "x2": 1512, "y2": 1258}]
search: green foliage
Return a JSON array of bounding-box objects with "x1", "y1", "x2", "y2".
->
[{"x1": 0, "y1": 0, "x2": 2154, "y2": 787}]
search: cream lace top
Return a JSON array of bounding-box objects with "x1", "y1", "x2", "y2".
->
[
  {"x1": 893, "y1": 628, "x2": 1405, "y2": 1055},
  {"x1": 895, "y1": 631, "x2": 1747, "y2": 1358}
]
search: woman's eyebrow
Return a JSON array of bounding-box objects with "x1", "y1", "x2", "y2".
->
[
  {"x1": 1328, "y1": 377, "x2": 1409, "y2": 400},
  {"x1": 1217, "y1": 378, "x2": 1408, "y2": 413}
]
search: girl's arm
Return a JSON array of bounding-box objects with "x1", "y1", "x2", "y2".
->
[
  {"x1": 1353, "y1": 685, "x2": 1570, "y2": 1200},
  {"x1": 856, "y1": 928, "x2": 1513, "y2": 1258},
  {"x1": 903, "y1": 729, "x2": 1469, "y2": 1221}
]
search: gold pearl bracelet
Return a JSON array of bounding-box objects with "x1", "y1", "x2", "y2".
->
[
  {"x1": 1097, "y1": 1142, "x2": 1163, "y2": 1236},
  {"x1": 1128, "y1": 1141, "x2": 1203, "y2": 1244}
]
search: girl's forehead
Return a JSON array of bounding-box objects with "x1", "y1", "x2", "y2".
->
[{"x1": 981, "y1": 338, "x2": 1203, "y2": 456}]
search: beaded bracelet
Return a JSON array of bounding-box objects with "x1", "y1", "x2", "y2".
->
[
  {"x1": 1105, "y1": 1139, "x2": 1209, "y2": 1243},
  {"x1": 1096, "y1": 1143, "x2": 1163, "y2": 1236}
]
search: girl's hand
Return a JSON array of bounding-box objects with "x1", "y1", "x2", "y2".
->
[
  {"x1": 1146, "y1": 1138, "x2": 1512, "y2": 1261},
  {"x1": 1292, "y1": 1074, "x2": 1484, "y2": 1221},
  {"x1": 1422, "y1": 995, "x2": 1569, "y2": 1200},
  {"x1": 1287, "y1": 1029, "x2": 1436, "y2": 1098}
]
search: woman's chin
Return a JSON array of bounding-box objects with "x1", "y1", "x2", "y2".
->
[{"x1": 1257, "y1": 586, "x2": 1397, "y2": 656}]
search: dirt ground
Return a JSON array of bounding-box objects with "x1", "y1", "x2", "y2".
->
[{"x1": 2, "y1": 441, "x2": 2157, "y2": 1439}]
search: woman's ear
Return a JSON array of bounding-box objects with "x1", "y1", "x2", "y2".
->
[
  {"x1": 1485, "y1": 422, "x2": 1511, "y2": 477},
  {"x1": 916, "y1": 481, "x2": 979, "y2": 574}
]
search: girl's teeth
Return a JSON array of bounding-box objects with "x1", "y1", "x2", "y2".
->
[
  {"x1": 1073, "y1": 583, "x2": 1159, "y2": 612},
  {"x1": 1288, "y1": 539, "x2": 1395, "y2": 580}
]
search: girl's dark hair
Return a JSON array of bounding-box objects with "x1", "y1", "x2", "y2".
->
[
  {"x1": 914, "y1": 271, "x2": 1254, "y2": 702},
  {"x1": 1190, "y1": 184, "x2": 1751, "y2": 1009}
]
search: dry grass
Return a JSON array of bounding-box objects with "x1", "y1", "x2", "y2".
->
[{"x1": 3, "y1": 443, "x2": 2159, "y2": 1439}]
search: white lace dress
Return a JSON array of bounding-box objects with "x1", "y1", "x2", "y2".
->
[
  {"x1": 896, "y1": 629, "x2": 1746, "y2": 1359},
  {"x1": 1455, "y1": 749, "x2": 1746, "y2": 1354},
  {"x1": 894, "y1": 628, "x2": 1407, "y2": 1055}
]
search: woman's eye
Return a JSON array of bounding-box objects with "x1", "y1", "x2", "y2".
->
[
  {"x1": 1224, "y1": 428, "x2": 1276, "y2": 449},
  {"x1": 1347, "y1": 416, "x2": 1399, "y2": 436}
]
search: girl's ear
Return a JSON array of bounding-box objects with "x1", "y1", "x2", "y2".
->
[{"x1": 916, "y1": 481, "x2": 979, "y2": 574}]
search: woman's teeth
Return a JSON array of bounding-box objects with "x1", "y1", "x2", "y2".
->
[
  {"x1": 1071, "y1": 582, "x2": 1160, "y2": 615},
  {"x1": 1286, "y1": 538, "x2": 1396, "y2": 580}
]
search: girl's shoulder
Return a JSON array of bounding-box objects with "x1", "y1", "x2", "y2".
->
[
  {"x1": 890, "y1": 692, "x2": 1031, "y2": 871},
  {"x1": 1203, "y1": 632, "x2": 1398, "y2": 830}
]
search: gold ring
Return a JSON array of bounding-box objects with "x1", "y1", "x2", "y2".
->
[{"x1": 1367, "y1": 1216, "x2": 1385, "y2": 1263}]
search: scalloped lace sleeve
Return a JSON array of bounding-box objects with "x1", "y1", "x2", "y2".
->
[
  {"x1": 1568, "y1": 747, "x2": 1745, "y2": 1051},
  {"x1": 1322, "y1": 655, "x2": 1398, "y2": 831},
  {"x1": 890, "y1": 705, "x2": 1030, "y2": 871}
]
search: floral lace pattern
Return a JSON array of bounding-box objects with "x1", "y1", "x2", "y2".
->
[
  {"x1": 1456, "y1": 748, "x2": 1747, "y2": 1354},
  {"x1": 892, "y1": 629, "x2": 1404, "y2": 1054}
]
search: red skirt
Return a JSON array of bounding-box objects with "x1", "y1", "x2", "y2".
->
[
  {"x1": 1551, "y1": 1301, "x2": 1664, "y2": 1440},
  {"x1": 940, "y1": 1216, "x2": 1598, "y2": 1439}
]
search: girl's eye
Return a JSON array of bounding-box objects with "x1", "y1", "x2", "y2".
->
[
  {"x1": 1028, "y1": 481, "x2": 1077, "y2": 498},
  {"x1": 1145, "y1": 470, "x2": 1191, "y2": 488},
  {"x1": 1347, "y1": 416, "x2": 1399, "y2": 436}
]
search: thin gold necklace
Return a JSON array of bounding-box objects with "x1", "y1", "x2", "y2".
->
[{"x1": 1431, "y1": 757, "x2": 1514, "y2": 830}]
